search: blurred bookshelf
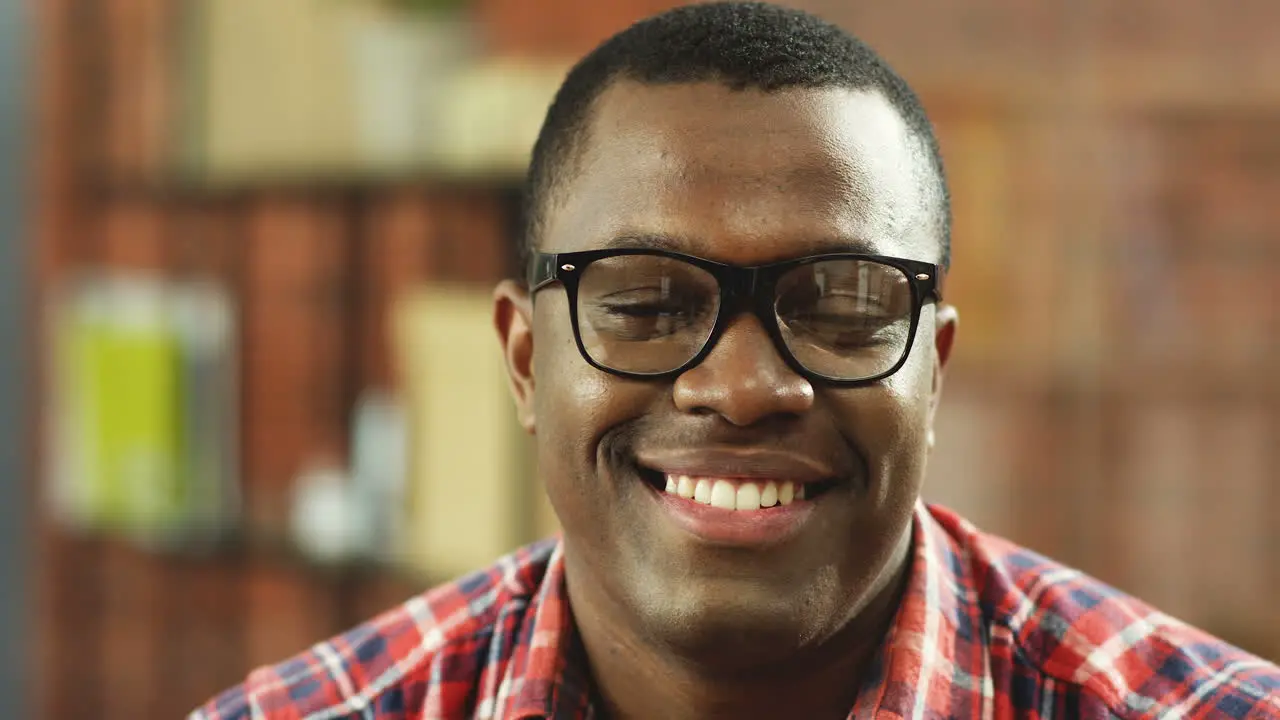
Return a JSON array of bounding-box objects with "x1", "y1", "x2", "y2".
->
[
  {"x1": 31, "y1": 0, "x2": 1280, "y2": 718},
  {"x1": 36, "y1": 1, "x2": 560, "y2": 717}
]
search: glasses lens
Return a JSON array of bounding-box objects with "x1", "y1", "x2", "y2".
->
[
  {"x1": 576, "y1": 254, "x2": 720, "y2": 374},
  {"x1": 774, "y1": 259, "x2": 915, "y2": 380}
]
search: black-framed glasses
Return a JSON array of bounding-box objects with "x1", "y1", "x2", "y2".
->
[{"x1": 528, "y1": 248, "x2": 945, "y2": 386}]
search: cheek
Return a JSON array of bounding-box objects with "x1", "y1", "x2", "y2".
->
[
  {"x1": 827, "y1": 346, "x2": 933, "y2": 500},
  {"x1": 532, "y1": 321, "x2": 608, "y2": 540},
  {"x1": 532, "y1": 299, "x2": 619, "y2": 451},
  {"x1": 532, "y1": 300, "x2": 599, "y2": 464},
  {"x1": 531, "y1": 302, "x2": 655, "y2": 529}
]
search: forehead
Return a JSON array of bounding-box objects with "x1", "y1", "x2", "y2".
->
[{"x1": 543, "y1": 81, "x2": 938, "y2": 265}]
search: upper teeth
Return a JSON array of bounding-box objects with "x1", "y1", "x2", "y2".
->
[{"x1": 663, "y1": 474, "x2": 804, "y2": 510}]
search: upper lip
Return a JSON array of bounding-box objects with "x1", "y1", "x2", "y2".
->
[{"x1": 632, "y1": 447, "x2": 836, "y2": 484}]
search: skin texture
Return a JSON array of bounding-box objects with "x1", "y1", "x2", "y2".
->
[{"x1": 494, "y1": 81, "x2": 958, "y2": 720}]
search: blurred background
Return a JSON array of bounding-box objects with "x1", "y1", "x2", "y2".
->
[{"x1": 7, "y1": 0, "x2": 1278, "y2": 717}]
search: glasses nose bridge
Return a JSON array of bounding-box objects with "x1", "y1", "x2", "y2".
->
[
  {"x1": 709, "y1": 265, "x2": 785, "y2": 355},
  {"x1": 718, "y1": 265, "x2": 765, "y2": 308}
]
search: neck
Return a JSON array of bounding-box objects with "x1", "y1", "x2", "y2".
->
[{"x1": 565, "y1": 532, "x2": 913, "y2": 720}]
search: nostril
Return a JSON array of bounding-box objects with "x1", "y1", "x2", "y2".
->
[{"x1": 672, "y1": 324, "x2": 815, "y2": 424}]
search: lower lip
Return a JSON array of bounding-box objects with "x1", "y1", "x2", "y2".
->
[{"x1": 647, "y1": 483, "x2": 818, "y2": 548}]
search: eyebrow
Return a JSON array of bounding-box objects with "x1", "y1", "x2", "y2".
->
[
  {"x1": 600, "y1": 232, "x2": 881, "y2": 256},
  {"x1": 601, "y1": 233, "x2": 685, "y2": 251}
]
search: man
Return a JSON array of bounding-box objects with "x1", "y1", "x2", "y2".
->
[{"x1": 193, "y1": 3, "x2": 1280, "y2": 718}]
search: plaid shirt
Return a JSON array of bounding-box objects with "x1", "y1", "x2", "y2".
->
[{"x1": 191, "y1": 503, "x2": 1280, "y2": 719}]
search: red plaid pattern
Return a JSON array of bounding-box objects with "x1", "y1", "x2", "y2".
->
[{"x1": 191, "y1": 503, "x2": 1280, "y2": 719}]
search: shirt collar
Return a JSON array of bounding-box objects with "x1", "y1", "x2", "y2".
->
[
  {"x1": 505, "y1": 541, "x2": 595, "y2": 719},
  {"x1": 850, "y1": 500, "x2": 984, "y2": 718},
  {"x1": 503, "y1": 502, "x2": 982, "y2": 720}
]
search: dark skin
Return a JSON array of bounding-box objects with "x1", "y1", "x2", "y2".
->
[{"x1": 494, "y1": 82, "x2": 958, "y2": 720}]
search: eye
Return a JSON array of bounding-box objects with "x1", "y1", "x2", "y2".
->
[
  {"x1": 815, "y1": 297, "x2": 893, "y2": 319},
  {"x1": 781, "y1": 310, "x2": 905, "y2": 350},
  {"x1": 600, "y1": 301, "x2": 684, "y2": 318}
]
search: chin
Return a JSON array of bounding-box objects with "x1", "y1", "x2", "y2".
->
[{"x1": 634, "y1": 573, "x2": 841, "y2": 669}]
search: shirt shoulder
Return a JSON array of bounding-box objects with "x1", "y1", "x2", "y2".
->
[
  {"x1": 188, "y1": 538, "x2": 560, "y2": 720},
  {"x1": 928, "y1": 505, "x2": 1280, "y2": 719}
]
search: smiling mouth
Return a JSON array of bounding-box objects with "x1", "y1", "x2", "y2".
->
[{"x1": 635, "y1": 465, "x2": 842, "y2": 511}]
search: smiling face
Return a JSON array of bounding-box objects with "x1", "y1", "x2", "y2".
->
[{"x1": 496, "y1": 81, "x2": 956, "y2": 666}]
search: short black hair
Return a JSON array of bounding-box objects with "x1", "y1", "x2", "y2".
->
[{"x1": 521, "y1": 1, "x2": 951, "y2": 274}]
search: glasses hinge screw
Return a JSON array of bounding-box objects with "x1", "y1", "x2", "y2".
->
[
  {"x1": 915, "y1": 273, "x2": 930, "y2": 280},
  {"x1": 562, "y1": 264, "x2": 576, "y2": 271}
]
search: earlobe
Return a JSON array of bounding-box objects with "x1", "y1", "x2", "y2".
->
[{"x1": 493, "y1": 280, "x2": 537, "y2": 434}]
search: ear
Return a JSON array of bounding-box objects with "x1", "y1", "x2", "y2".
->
[
  {"x1": 926, "y1": 303, "x2": 959, "y2": 447},
  {"x1": 493, "y1": 279, "x2": 537, "y2": 434}
]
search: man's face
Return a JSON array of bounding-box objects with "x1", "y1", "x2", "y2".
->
[{"x1": 496, "y1": 82, "x2": 956, "y2": 662}]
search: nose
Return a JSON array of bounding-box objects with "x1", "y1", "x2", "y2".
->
[{"x1": 672, "y1": 312, "x2": 815, "y2": 426}]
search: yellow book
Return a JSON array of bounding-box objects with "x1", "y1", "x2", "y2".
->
[
  {"x1": 48, "y1": 277, "x2": 184, "y2": 536},
  {"x1": 95, "y1": 280, "x2": 184, "y2": 536}
]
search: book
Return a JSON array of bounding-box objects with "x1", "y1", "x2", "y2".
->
[
  {"x1": 55, "y1": 276, "x2": 184, "y2": 535},
  {"x1": 392, "y1": 284, "x2": 535, "y2": 580},
  {"x1": 171, "y1": 281, "x2": 240, "y2": 540},
  {"x1": 46, "y1": 273, "x2": 240, "y2": 544}
]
